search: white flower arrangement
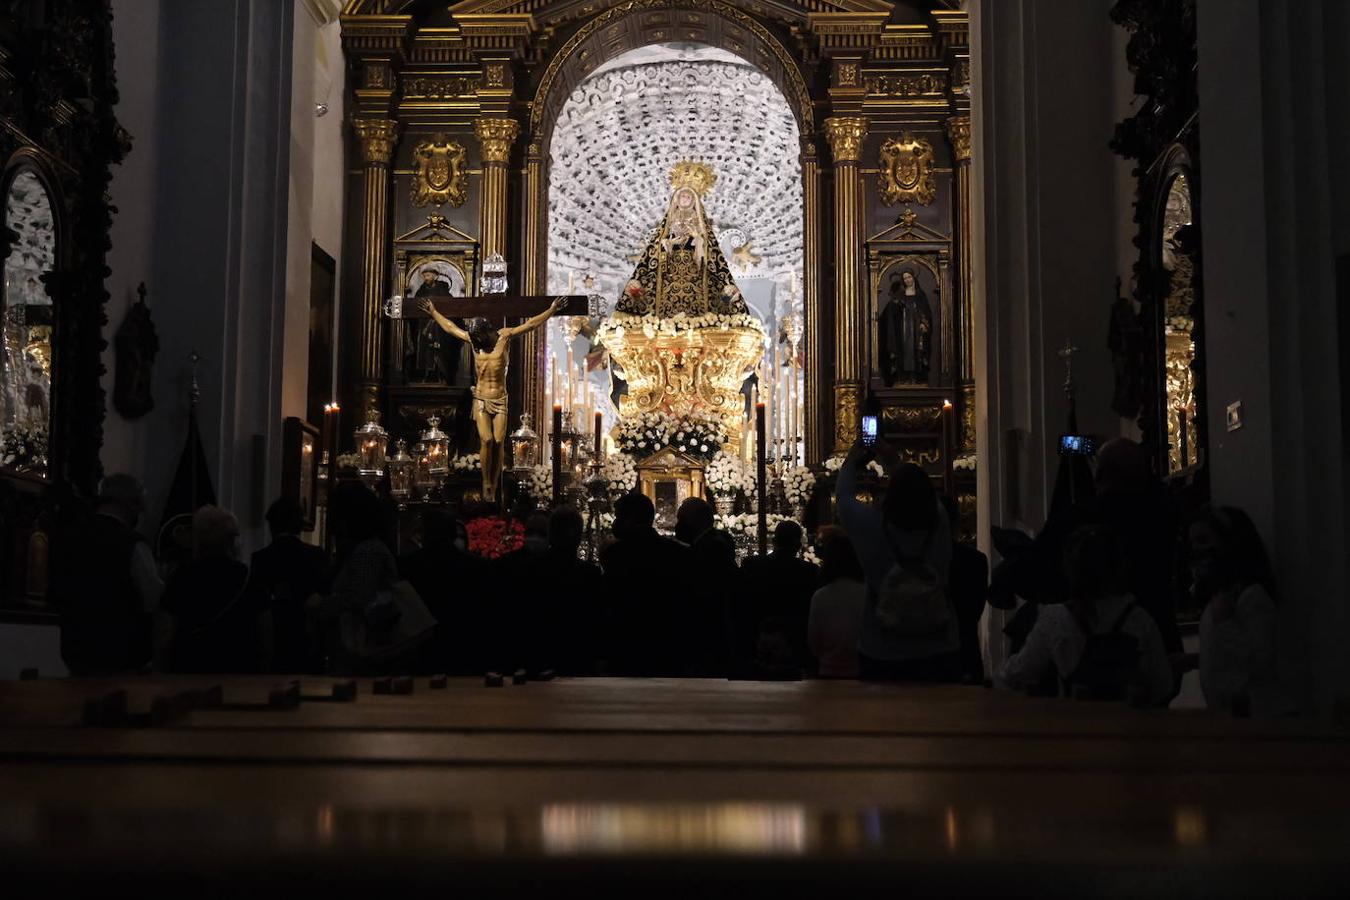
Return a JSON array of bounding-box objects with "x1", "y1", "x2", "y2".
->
[
  {"x1": 953, "y1": 453, "x2": 977, "y2": 472},
  {"x1": 0, "y1": 424, "x2": 47, "y2": 472},
  {"x1": 780, "y1": 464, "x2": 816, "y2": 508},
  {"x1": 822, "y1": 454, "x2": 886, "y2": 478},
  {"x1": 715, "y1": 512, "x2": 819, "y2": 565},
  {"x1": 522, "y1": 464, "x2": 552, "y2": 501},
  {"x1": 335, "y1": 452, "x2": 362, "y2": 471},
  {"x1": 598, "y1": 311, "x2": 766, "y2": 343},
  {"x1": 450, "y1": 452, "x2": 481, "y2": 473},
  {"x1": 616, "y1": 409, "x2": 727, "y2": 461},
  {"x1": 602, "y1": 452, "x2": 637, "y2": 491},
  {"x1": 705, "y1": 450, "x2": 751, "y2": 496}
]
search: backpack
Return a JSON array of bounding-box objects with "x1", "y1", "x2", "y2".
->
[
  {"x1": 1063, "y1": 601, "x2": 1142, "y2": 700},
  {"x1": 875, "y1": 531, "x2": 952, "y2": 637}
]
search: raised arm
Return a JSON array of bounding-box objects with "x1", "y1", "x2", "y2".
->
[
  {"x1": 418, "y1": 298, "x2": 471, "y2": 343},
  {"x1": 503, "y1": 296, "x2": 568, "y2": 338}
]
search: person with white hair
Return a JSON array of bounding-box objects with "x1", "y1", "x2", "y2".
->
[
  {"x1": 57, "y1": 474, "x2": 164, "y2": 675},
  {"x1": 161, "y1": 505, "x2": 260, "y2": 673}
]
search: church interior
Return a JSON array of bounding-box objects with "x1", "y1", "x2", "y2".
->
[{"x1": 1, "y1": 0, "x2": 1348, "y2": 893}]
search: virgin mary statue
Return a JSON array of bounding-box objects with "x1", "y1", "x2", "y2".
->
[{"x1": 615, "y1": 161, "x2": 748, "y2": 318}]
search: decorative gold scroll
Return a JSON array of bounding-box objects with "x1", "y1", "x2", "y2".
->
[
  {"x1": 879, "y1": 133, "x2": 937, "y2": 206},
  {"x1": 410, "y1": 137, "x2": 468, "y2": 208}
]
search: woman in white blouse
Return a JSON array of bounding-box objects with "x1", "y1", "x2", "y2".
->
[
  {"x1": 1188, "y1": 506, "x2": 1284, "y2": 716},
  {"x1": 999, "y1": 525, "x2": 1173, "y2": 706}
]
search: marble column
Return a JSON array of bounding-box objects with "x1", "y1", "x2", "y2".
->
[
  {"x1": 946, "y1": 113, "x2": 976, "y2": 452},
  {"x1": 351, "y1": 117, "x2": 398, "y2": 422},
  {"x1": 824, "y1": 116, "x2": 868, "y2": 453}
]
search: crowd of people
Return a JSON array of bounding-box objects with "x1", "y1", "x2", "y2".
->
[{"x1": 51, "y1": 435, "x2": 1284, "y2": 715}]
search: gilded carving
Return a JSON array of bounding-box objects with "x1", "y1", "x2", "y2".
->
[
  {"x1": 485, "y1": 63, "x2": 506, "y2": 88},
  {"x1": 879, "y1": 133, "x2": 937, "y2": 206},
  {"x1": 823, "y1": 116, "x2": 867, "y2": 163},
  {"x1": 402, "y1": 76, "x2": 480, "y2": 100},
  {"x1": 961, "y1": 384, "x2": 976, "y2": 452},
  {"x1": 838, "y1": 62, "x2": 858, "y2": 86},
  {"x1": 882, "y1": 405, "x2": 944, "y2": 433},
  {"x1": 863, "y1": 72, "x2": 946, "y2": 97},
  {"x1": 410, "y1": 137, "x2": 468, "y2": 208},
  {"x1": 946, "y1": 114, "x2": 972, "y2": 163},
  {"x1": 475, "y1": 117, "x2": 520, "y2": 164},
  {"x1": 833, "y1": 381, "x2": 863, "y2": 453},
  {"x1": 352, "y1": 118, "x2": 398, "y2": 166}
]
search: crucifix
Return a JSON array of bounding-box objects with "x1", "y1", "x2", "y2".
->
[
  {"x1": 386, "y1": 269, "x2": 594, "y2": 503},
  {"x1": 1058, "y1": 339, "x2": 1079, "y2": 433}
]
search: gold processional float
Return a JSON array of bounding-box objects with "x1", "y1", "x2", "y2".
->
[{"x1": 596, "y1": 161, "x2": 764, "y2": 457}]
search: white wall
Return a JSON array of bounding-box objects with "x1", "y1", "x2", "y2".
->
[
  {"x1": 102, "y1": 0, "x2": 297, "y2": 549},
  {"x1": 103, "y1": 0, "x2": 343, "y2": 555}
]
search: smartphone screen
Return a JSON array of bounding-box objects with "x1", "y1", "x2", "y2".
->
[{"x1": 861, "y1": 415, "x2": 878, "y2": 445}]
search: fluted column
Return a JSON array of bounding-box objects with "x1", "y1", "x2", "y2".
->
[
  {"x1": 801, "y1": 138, "x2": 823, "y2": 465},
  {"x1": 947, "y1": 113, "x2": 975, "y2": 451},
  {"x1": 824, "y1": 116, "x2": 868, "y2": 453},
  {"x1": 352, "y1": 117, "x2": 398, "y2": 421},
  {"x1": 475, "y1": 117, "x2": 519, "y2": 257},
  {"x1": 522, "y1": 139, "x2": 547, "y2": 428}
]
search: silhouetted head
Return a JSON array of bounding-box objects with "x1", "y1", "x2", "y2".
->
[
  {"x1": 329, "y1": 482, "x2": 384, "y2": 553},
  {"x1": 548, "y1": 506, "x2": 584, "y2": 556},
  {"x1": 815, "y1": 525, "x2": 863, "y2": 584},
  {"x1": 97, "y1": 473, "x2": 146, "y2": 526},
  {"x1": 612, "y1": 491, "x2": 655, "y2": 540},
  {"x1": 193, "y1": 505, "x2": 241, "y2": 561},
  {"x1": 675, "y1": 497, "x2": 715, "y2": 544},
  {"x1": 1189, "y1": 505, "x2": 1274, "y2": 599},
  {"x1": 882, "y1": 463, "x2": 938, "y2": 534},
  {"x1": 1062, "y1": 524, "x2": 1126, "y2": 603},
  {"x1": 1095, "y1": 437, "x2": 1148, "y2": 495},
  {"x1": 468, "y1": 317, "x2": 498, "y2": 351},
  {"x1": 772, "y1": 519, "x2": 804, "y2": 557},
  {"x1": 265, "y1": 497, "x2": 304, "y2": 538},
  {"x1": 421, "y1": 507, "x2": 459, "y2": 551},
  {"x1": 522, "y1": 511, "x2": 550, "y2": 553}
]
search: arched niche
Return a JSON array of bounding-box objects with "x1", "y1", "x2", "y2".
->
[
  {"x1": 0, "y1": 158, "x2": 63, "y2": 482},
  {"x1": 1147, "y1": 144, "x2": 1206, "y2": 483}
]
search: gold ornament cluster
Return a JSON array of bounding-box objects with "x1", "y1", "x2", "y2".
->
[
  {"x1": 411, "y1": 136, "x2": 468, "y2": 208},
  {"x1": 879, "y1": 133, "x2": 937, "y2": 206},
  {"x1": 353, "y1": 118, "x2": 398, "y2": 166},
  {"x1": 475, "y1": 117, "x2": 520, "y2": 164},
  {"x1": 823, "y1": 117, "x2": 868, "y2": 162},
  {"x1": 946, "y1": 114, "x2": 972, "y2": 163},
  {"x1": 669, "y1": 160, "x2": 717, "y2": 196}
]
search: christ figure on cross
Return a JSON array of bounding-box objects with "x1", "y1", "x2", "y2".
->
[{"x1": 421, "y1": 296, "x2": 568, "y2": 501}]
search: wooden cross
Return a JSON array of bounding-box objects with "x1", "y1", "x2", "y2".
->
[
  {"x1": 390, "y1": 293, "x2": 592, "y2": 324},
  {"x1": 1058, "y1": 339, "x2": 1078, "y2": 392}
]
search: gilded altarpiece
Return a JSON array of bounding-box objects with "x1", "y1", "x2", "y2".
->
[{"x1": 339, "y1": 2, "x2": 975, "y2": 527}]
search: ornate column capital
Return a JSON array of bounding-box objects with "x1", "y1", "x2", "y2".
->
[
  {"x1": 475, "y1": 117, "x2": 520, "y2": 164},
  {"x1": 833, "y1": 381, "x2": 864, "y2": 453},
  {"x1": 946, "y1": 114, "x2": 972, "y2": 163},
  {"x1": 352, "y1": 118, "x2": 398, "y2": 166},
  {"x1": 823, "y1": 116, "x2": 868, "y2": 163}
]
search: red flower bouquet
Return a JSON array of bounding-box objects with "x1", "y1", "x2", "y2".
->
[{"x1": 466, "y1": 516, "x2": 524, "y2": 559}]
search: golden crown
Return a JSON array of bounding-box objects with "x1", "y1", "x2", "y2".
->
[{"x1": 669, "y1": 160, "x2": 717, "y2": 196}]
